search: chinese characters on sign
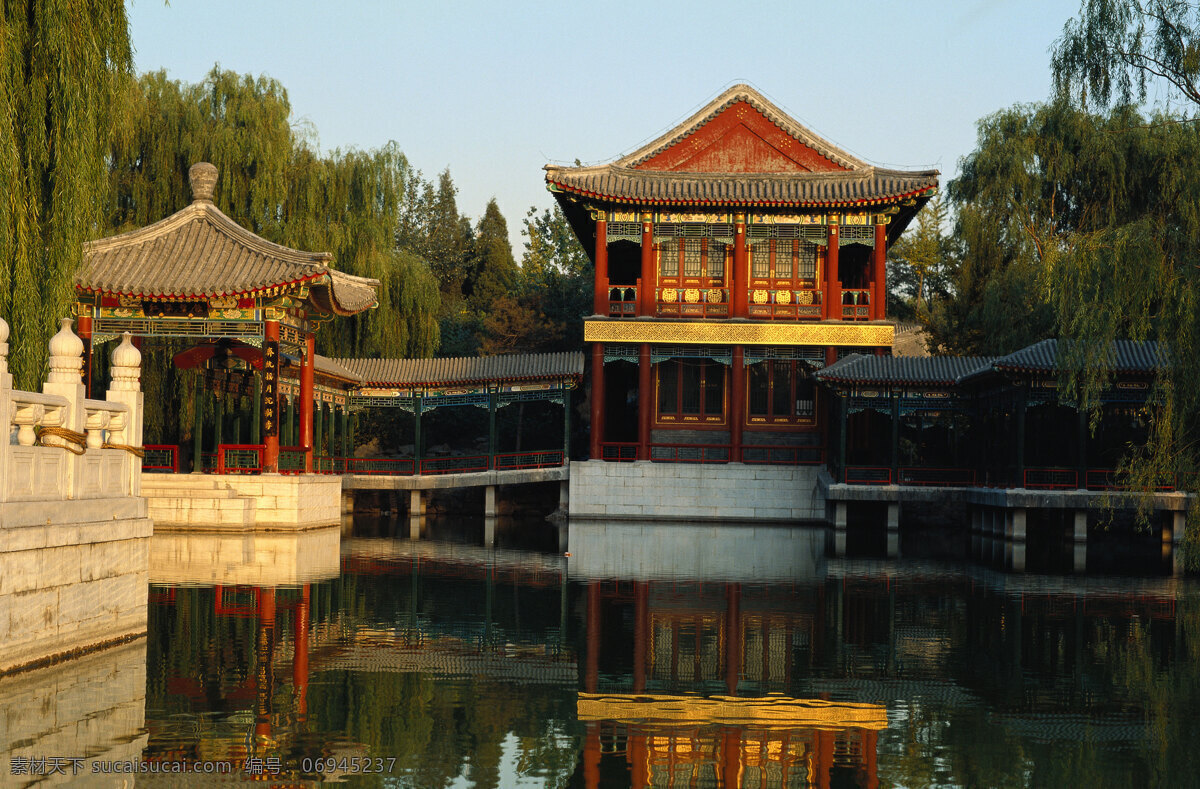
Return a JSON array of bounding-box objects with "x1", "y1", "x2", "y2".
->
[{"x1": 262, "y1": 340, "x2": 280, "y2": 438}]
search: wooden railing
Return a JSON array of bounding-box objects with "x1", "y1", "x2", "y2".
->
[
  {"x1": 841, "y1": 289, "x2": 872, "y2": 320},
  {"x1": 608, "y1": 285, "x2": 638, "y2": 317},
  {"x1": 898, "y1": 467, "x2": 976, "y2": 487},
  {"x1": 844, "y1": 466, "x2": 892, "y2": 485},
  {"x1": 598, "y1": 442, "x2": 822, "y2": 465},
  {"x1": 143, "y1": 444, "x2": 179, "y2": 473}
]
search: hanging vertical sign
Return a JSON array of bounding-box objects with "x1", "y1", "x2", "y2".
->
[{"x1": 261, "y1": 340, "x2": 280, "y2": 437}]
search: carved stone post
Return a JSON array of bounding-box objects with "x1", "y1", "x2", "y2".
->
[
  {"x1": 43, "y1": 318, "x2": 86, "y2": 498},
  {"x1": 107, "y1": 333, "x2": 144, "y2": 496}
]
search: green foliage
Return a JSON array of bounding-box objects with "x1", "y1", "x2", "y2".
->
[
  {"x1": 1053, "y1": 0, "x2": 1200, "y2": 110},
  {"x1": 0, "y1": 0, "x2": 132, "y2": 387},
  {"x1": 888, "y1": 193, "x2": 952, "y2": 324},
  {"x1": 468, "y1": 199, "x2": 519, "y2": 312}
]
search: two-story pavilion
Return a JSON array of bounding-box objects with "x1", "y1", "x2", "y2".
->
[{"x1": 546, "y1": 85, "x2": 938, "y2": 467}]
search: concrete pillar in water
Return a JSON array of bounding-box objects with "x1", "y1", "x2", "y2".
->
[
  {"x1": 341, "y1": 489, "x2": 354, "y2": 515},
  {"x1": 484, "y1": 516, "x2": 496, "y2": 547},
  {"x1": 408, "y1": 490, "x2": 422, "y2": 540},
  {"x1": 886, "y1": 502, "x2": 900, "y2": 558},
  {"x1": 557, "y1": 521, "x2": 569, "y2": 553},
  {"x1": 833, "y1": 501, "x2": 847, "y2": 557},
  {"x1": 559, "y1": 480, "x2": 569, "y2": 511},
  {"x1": 1073, "y1": 509, "x2": 1088, "y2": 573},
  {"x1": 485, "y1": 485, "x2": 497, "y2": 517}
]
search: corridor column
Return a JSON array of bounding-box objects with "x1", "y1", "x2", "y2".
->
[
  {"x1": 589, "y1": 344, "x2": 605, "y2": 459},
  {"x1": 873, "y1": 217, "x2": 887, "y2": 320},
  {"x1": 593, "y1": 213, "x2": 608, "y2": 315},
  {"x1": 638, "y1": 343, "x2": 652, "y2": 460},
  {"x1": 733, "y1": 212, "x2": 748, "y2": 318},
  {"x1": 730, "y1": 346, "x2": 744, "y2": 461},
  {"x1": 825, "y1": 217, "x2": 840, "y2": 320},
  {"x1": 639, "y1": 212, "x2": 655, "y2": 316},
  {"x1": 300, "y1": 332, "x2": 315, "y2": 472},
  {"x1": 262, "y1": 319, "x2": 280, "y2": 472}
]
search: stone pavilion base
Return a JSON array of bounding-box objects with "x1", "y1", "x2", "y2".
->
[
  {"x1": 568, "y1": 460, "x2": 824, "y2": 522},
  {"x1": 143, "y1": 473, "x2": 342, "y2": 531}
]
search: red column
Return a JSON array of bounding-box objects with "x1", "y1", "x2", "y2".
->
[
  {"x1": 730, "y1": 346, "x2": 744, "y2": 462},
  {"x1": 721, "y1": 728, "x2": 742, "y2": 789},
  {"x1": 263, "y1": 320, "x2": 280, "y2": 472},
  {"x1": 585, "y1": 582, "x2": 600, "y2": 693},
  {"x1": 593, "y1": 217, "x2": 609, "y2": 315},
  {"x1": 300, "y1": 332, "x2": 315, "y2": 472},
  {"x1": 255, "y1": 588, "x2": 277, "y2": 745},
  {"x1": 638, "y1": 343, "x2": 652, "y2": 460},
  {"x1": 863, "y1": 728, "x2": 879, "y2": 789},
  {"x1": 633, "y1": 581, "x2": 648, "y2": 693},
  {"x1": 77, "y1": 311, "x2": 94, "y2": 398},
  {"x1": 733, "y1": 213, "x2": 748, "y2": 318},
  {"x1": 629, "y1": 730, "x2": 649, "y2": 789},
  {"x1": 724, "y1": 583, "x2": 741, "y2": 695},
  {"x1": 590, "y1": 344, "x2": 605, "y2": 460},
  {"x1": 584, "y1": 722, "x2": 602, "y2": 789},
  {"x1": 293, "y1": 585, "x2": 310, "y2": 718},
  {"x1": 873, "y1": 220, "x2": 887, "y2": 320},
  {"x1": 826, "y1": 219, "x2": 840, "y2": 320},
  {"x1": 639, "y1": 215, "x2": 655, "y2": 316}
]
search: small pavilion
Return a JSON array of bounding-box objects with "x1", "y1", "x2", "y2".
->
[{"x1": 74, "y1": 162, "x2": 379, "y2": 474}]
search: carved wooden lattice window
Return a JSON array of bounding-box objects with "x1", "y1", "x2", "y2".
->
[
  {"x1": 748, "y1": 361, "x2": 816, "y2": 423},
  {"x1": 682, "y1": 239, "x2": 703, "y2": 277},
  {"x1": 658, "y1": 359, "x2": 726, "y2": 422},
  {"x1": 659, "y1": 239, "x2": 679, "y2": 277},
  {"x1": 751, "y1": 241, "x2": 770, "y2": 278},
  {"x1": 708, "y1": 241, "x2": 727, "y2": 279},
  {"x1": 797, "y1": 241, "x2": 818, "y2": 279}
]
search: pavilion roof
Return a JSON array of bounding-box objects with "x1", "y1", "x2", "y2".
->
[
  {"x1": 544, "y1": 84, "x2": 939, "y2": 209},
  {"x1": 334, "y1": 352, "x2": 584, "y2": 388},
  {"x1": 817, "y1": 354, "x2": 996, "y2": 387},
  {"x1": 313, "y1": 355, "x2": 363, "y2": 384},
  {"x1": 77, "y1": 164, "x2": 379, "y2": 316}
]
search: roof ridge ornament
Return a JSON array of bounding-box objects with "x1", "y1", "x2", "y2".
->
[{"x1": 189, "y1": 162, "x2": 218, "y2": 203}]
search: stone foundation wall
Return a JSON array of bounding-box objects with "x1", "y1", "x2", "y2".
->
[
  {"x1": 145, "y1": 474, "x2": 342, "y2": 531},
  {"x1": 0, "y1": 638, "x2": 147, "y2": 775},
  {"x1": 569, "y1": 460, "x2": 824, "y2": 522},
  {"x1": 223, "y1": 475, "x2": 342, "y2": 527},
  {"x1": 0, "y1": 500, "x2": 152, "y2": 674}
]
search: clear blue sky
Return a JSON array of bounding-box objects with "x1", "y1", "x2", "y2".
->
[{"x1": 128, "y1": 0, "x2": 1084, "y2": 241}]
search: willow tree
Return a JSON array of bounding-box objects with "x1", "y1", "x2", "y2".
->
[
  {"x1": 0, "y1": 1, "x2": 132, "y2": 387},
  {"x1": 1052, "y1": 2, "x2": 1200, "y2": 549}
]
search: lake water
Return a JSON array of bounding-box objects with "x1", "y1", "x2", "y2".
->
[{"x1": 2, "y1": 515, "x2": 1197, "y2": 788}]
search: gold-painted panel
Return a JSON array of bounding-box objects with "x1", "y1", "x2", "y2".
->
[{"x1": 583, "y1": 320, "x2": 894, "y2": 347}]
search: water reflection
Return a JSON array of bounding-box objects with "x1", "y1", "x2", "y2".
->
[{"x1": 3, "y1": 518, "x2": 1198, "y2": 787}]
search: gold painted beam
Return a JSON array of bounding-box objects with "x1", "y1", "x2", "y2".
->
[
  {"x1": 576, "y1": 693, "x2": 888, "y2": 730},
  {"x1": 584, "y1": 319, "x2": 894, "y2": 347}
]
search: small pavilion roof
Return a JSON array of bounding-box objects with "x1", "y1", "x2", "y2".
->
[
  {"x1": 313, "y1": 355, "x2": 363, "y2": 384},
  {"x1": 334, "y1": 352, "x2": 584, "y2": 388},
  {"x1": 77, "y1": 163, "x2": 379, "y2": 315},
  {"x1": 817, "y1": 354, "x2": 997, "y2": 387}
]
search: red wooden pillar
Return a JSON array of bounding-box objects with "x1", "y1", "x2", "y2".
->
[
  {"x1": 300, "y1": 332, "x2": 315, "y2": 472},
  {"x1": 593, "y1": 217, "x2": 608, "y2": 315},
  {"x1": 629, "y1": 729, "x2": 649, "y2": 789},
  {"x1": 733, "y1": 213, "x2": 748, "y2": 318},
  {"x1": 263, "y1": 320, "x2": 281, "y2": 472},
  {"x1": 730, "y1": 346, "x2": 744, "y2": 462},
  {"x1": 724, "y1": 583, "x2": 741, "y2": 695},
  {"x1": 638, "y1": 343, "x2": 652, "y2": 460},
  {"x1": 826, "y1": 218, "x2": 841, "y2": 320},
  {"x1": 816, "y1": 729, "x2": 834, "y2": 789},
  {"x1": 585, "y1": 582, "x2": 600, "y2": 693},
  {"x1": 633, "y1": 581, "x2": 648, "y2": 693},
  {"x1": 721, "y1": 728, "x2": 741, "y2": 789},
  {"x1": 639, "y1": 214, "x2": 655, "y2": 316},
  {"x1": 863, "y1": 728, "x2": 879, "y2": 789},
  {"x1": 873, "y1": 220, "x2": 887, "y2": 320},
  {"x1": 255, "y1": 587, "x2": 277, "y2": 745},
  {"x1": 584, "y1": 722, "x2": 602, "y2": 789},
  {"x1": 293, "y1": 584, "x2": 310, "y2": 717},
  {"x1": 590, "y1": 344, "x2": 605, "y2": 460},
  {"x1": 77, "y1": 312, "x2": 93, "y2": 398}
]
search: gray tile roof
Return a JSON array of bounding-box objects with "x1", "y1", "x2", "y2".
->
[
  {"x1": 991, "y1": 339, "x2": 1164, "y2": 375},
  {"x1": 544, "y1": 84, "x2": 938, "y2": 207},
  {"x1": 334, "y1": 352, "x2": 585, "y2": 387},
  {"x1": 545, "y1": 165, "x2": 940, "y2": 207},
  {"x1": 313, "y1": 355, "x2": 363, "y2": 383},
  {"x1": 817, "y1": 354, "x2": 997, "y2": 386},
  {"x1": 79, "y1": 185, "x2": 378, "y2": 315}
]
